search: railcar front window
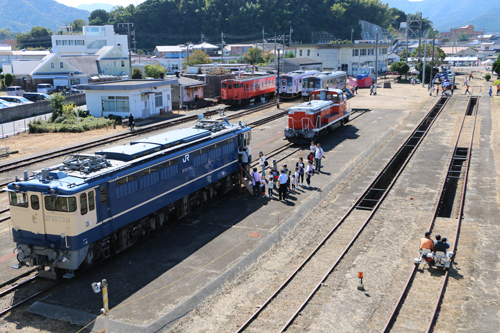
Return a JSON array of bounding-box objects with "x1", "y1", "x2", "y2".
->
[
  {"x1": 31, "y1": 195, "x2": 40, "y2": 210},
  {"x1": 315, "y1": 79, "x2": 321, "y2": 89},
  {"x1": 44, "y1": 196, "x2": 77, "y2": 212},
  {"x1": 9, "y1": 192, "x2": 28, "y2": 208},
  {"x1": 287, "y1": 77, "x2": 293, "y2": 86},
  {"x1": 221, "y1": 83, "x2": 227, "y2": 88}
]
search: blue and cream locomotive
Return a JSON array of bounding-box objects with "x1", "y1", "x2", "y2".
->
[{"x1": 7, "y1": 118, "x2": 251, "y2": 278}]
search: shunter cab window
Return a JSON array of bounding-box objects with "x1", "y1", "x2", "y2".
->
[
  {"x1": 9, "y1": 192, "x2": 28, "y2": 208},
  {"x1": 44, "y1": 196, "x2": 77, "y2": 212},
  {"x1": 31, "y1": 195, "x2": 40, "y2": 210},
  {"x1": 221, "y1": 83, "x2": 227, "y2": 88}
]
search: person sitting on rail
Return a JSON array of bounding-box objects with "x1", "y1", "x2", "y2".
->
[
  {"x1": 420, "y1": 231, "x2": 434, "y2": 253},
  {"x1": 442, "y1": 237, "x2": 450, "y2": 248},
  {"x1": 434, "y1": 234, "x2": 450, "y2": 254}
]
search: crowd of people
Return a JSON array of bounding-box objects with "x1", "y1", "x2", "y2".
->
[{"x1": 241, "y1": 141, "x2": 326, "y2": 201}]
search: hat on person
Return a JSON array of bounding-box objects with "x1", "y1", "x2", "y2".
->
[
  {"x1": 259, "y1": 151, "x2": 263, "y2": 154},
  {"x1": 283, "y1": 163, "x2": 287, "y2": 167},
  {"x1": 272, "y1": 159, "x2": 276, "y2": 163},
  {"x1": 425, "y1": 231, "x2": 431, "y2": 237}
]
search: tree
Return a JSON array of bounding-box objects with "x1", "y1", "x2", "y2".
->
[
  {"x1": 244, "y1": 47, "x2": 265, "y2": 74},
  {"x1": 415, "y1": 61, "x2": 438, "y2": 84},
  {"x1": 132, "y1": 68, "x2": 143, "y2": 79},
  {"x1": 4, "y1": 73, "x2": 13, "y2": 87},
  {"x1": 49, "y1": 93, "x2": 67, "y2": 121},
  {"x1": 144, "y1": 64, "x2": 166, "y2": 78},
  {"x1": 89, "y1": 9, "x2": 109, "y2": 25},
  {"x1": 71, "y1": 19, "x2": 87, "y2": 33},
  {"x1": 389, "y1": 61, "x2": 410, "y2": 75},
  {"x1": 485, "y1": 73, "x2": 491, "y2": 82},
  {"x1": 285, "y1": 51, "x2": 295, "y2": 58},
  {"x1": 0, "y1": 29, "x2": 15, "y2": 40},
  {"x1": 458, "y1": 32, "x2": 469, "y2": 41},
  {"x1": 183, "y1": 49, "x2": 212, "y2": 66},
  {"x1": 411, "y1": 44, "x2": 446, "y2": 65},
  {"x1": 16, "y1": 26, "x2": 52, "y2": 49},
  {"x1": 493, "y1": 55, "x2": 500, "y2": 76}
]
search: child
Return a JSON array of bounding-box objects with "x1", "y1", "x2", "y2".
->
[
  {"x1": 260, "y1": 179, "x2": 266, "y2": 198},
  {"x1": 293, "y1": 168, "x2": 300, "y2": 192},
  {"x1": 291, "y1": 174, "x2": 296, "y2": 192},
  {"x1": 268, "y1": 176, "x2": 274, "y2": 198}
]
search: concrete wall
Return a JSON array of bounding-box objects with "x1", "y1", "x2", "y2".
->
[{"x1": 0, "y1": 94, "x2": 86, "y2": 123}]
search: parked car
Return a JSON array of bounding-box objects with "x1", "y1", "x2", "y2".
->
[
  {"x1": 0, "y1": 100, "x2": 18, "y2": 108},
  {"x1": 0, "y1": 96, "x2": 34, "y2": 105},
  {"x1": 54, "y1": 85, "x2": 70, "y2": 93},
  {"x1": 23, "y1": 92, "x2": 51, "y2": 102},
  {"x1": 7, "y1": 86, "x2": 25, "y2": 96},
  {"x1": 64, "y1": 88, "x2": 83, "y2": 95},
  {"x1": 37, "y1": 83, "x2": 55, "y2": 94}
]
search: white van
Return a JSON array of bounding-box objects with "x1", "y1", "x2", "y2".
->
[
  {"x1": 37, "y1": 83, "x2": 55, "y2": 94},
  {"x1": 7, "y1": 86, "x2": 25, "y2": 96}
]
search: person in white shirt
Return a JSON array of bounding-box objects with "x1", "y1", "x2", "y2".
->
[
  {"x1": 310, "y1": 141, "x2": 316, "y2": 168},
  {"x1": 268, "y1": 176, "x2": 274, "y2": 198},
  {"x1": 238, "y1": 146, "x2": 249, "y2": 173},
  {"x1": 259, "y1": 151, "x2": 266, "y2": 177},
  {"x1": 315, "y1": 143, "x2": 324, "y2": 172},
  {"x1": 305, "y1": 160, "x2": 314, "y2": 188},
  {"x1": 278, "y1": 169, "x2": 288, "y2": 200}
]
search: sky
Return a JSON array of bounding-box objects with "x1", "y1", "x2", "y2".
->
[{"x1": 55, "y1": 0, "x2": 147, "y2": 7}]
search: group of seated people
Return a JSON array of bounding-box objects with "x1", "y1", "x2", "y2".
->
[{"x1": 420, "y1": 231, "x2": 450, "y2": 253}]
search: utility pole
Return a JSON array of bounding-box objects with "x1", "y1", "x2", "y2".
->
[
  {"x1": 375, "y1": 32, "x2": 379, "y2": 93},
  {"x1": 351, "y1": 28, "x2": 354, "y2": 43},
  {"x1": 431, "y1": 31, "x2": 436, "y2": 84},
  {"x1": 277, "y1": 48, "x2": 280, "y2": 109},
  {"x1": 262, "y1": 28, "x2": 265, "y2": 52},
  {"x1": 422, "y1": 35, "x2": 428, "y2": 87},
  {"x1": 274, "y1": 33, "x2": 277, "y2": 68},
  {"x1": 221, "y1": 31, "x2": 224, "y2": 65},
  {"x1": 201, "y1": 32, "x2": 204, "y2": 44},
  {"x1": 289, "y1": 26, "x2": 293, "y2": 47},
  {"x1": 118, "y1": 23, "x2": 134, "y2": 80}
]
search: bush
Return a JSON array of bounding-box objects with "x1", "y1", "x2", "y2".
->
[
  {"x1": 132, "y1": 68, "x2": 143, "y2": 79},
  {"x1": 4, "y1": 73, "x2": 13, "y2": 87},
  {"x1": 485, "y1": 73, "x2": 491, "y2": 82},
  {"x1": 28, "y1": 116, "x2": 114, "y2": 133}
]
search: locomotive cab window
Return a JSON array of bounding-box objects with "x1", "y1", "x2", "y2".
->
[
  {"x1": 44, "y1": 196, "x2": 77, "y2": 213},
  {"x1": 88, "y1": 191, "x2": 95, "y2": 211},
  {"x1": 80, "y1": 193, "x2": 88, "y2": 215},
  {"x1": 222, "y1": 83, "x2": 227, "y2": 88},
  {"x1": 31, "y1": 195, "x2": 40, "y2": 210},
  {"x1": 100, "y1": 186, "x2": 107, "y2": 205},
  {"x1": 9, "y1": 192, "x2": 28, "y2": 208}
]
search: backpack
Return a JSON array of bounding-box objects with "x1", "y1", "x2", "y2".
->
[{"x1": 264, "y1": 160, "x2": 268, "y2": 166}]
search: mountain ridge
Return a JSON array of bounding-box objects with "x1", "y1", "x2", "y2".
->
[{"x1": 0, "y1": 0, "x2": 89, "y2": 33}]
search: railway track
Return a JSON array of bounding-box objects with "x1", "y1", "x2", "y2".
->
[
  {"x1": 382, "y1": 96, "x2": 479, "y2": 333},
  {"x1": 235, "y1": 97, "x2": 450, "y2": 332},
  {"x1": 0, "y1": 105, "x2": 368, "y2": 225},
  {"x1": 0, "y1": 100, "x2": 278, "y2": 176},
  {"x1": 0, "y1": 274, "x2": 59, "y2": 317}
]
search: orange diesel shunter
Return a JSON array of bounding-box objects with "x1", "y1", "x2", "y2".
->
[
  {"x1": 221, "y1": 75, "x2": 276, "y2": 105},
  {"x1": 284, "y1": 89, "x2": 349, "y2": 142}
]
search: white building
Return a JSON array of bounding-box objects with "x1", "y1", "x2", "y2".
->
[
  {"x1": 52, "y1": 25, "x2": 128, "y2": 56},
  {"x1": 77, "y1": 79, "x2": 177, "y2": 119}
]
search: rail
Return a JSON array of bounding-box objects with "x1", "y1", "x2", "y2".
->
[
  {"x1": 381, "y1": 96, "x2": 479, "y2": 332},
  {"x1": 235, "y1": 97, "x2": 449, "y2": 332}
]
